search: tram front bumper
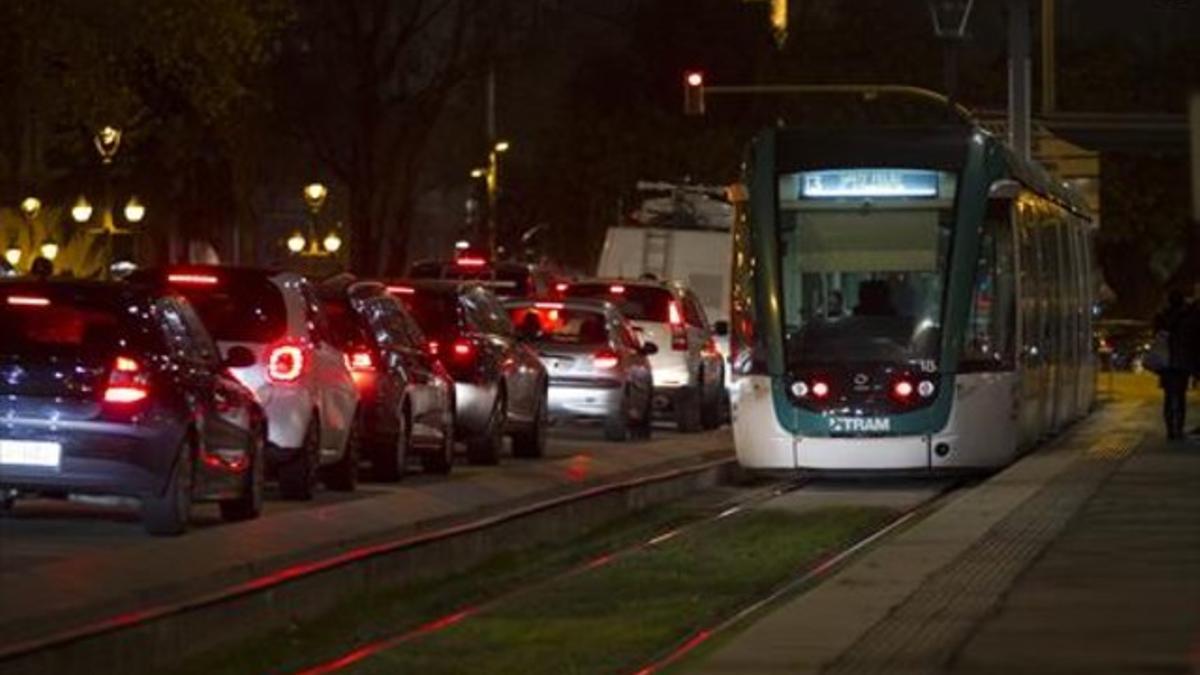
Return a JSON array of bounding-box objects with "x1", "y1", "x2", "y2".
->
[{"x1": 793, "y1": 434, "x2": 931, "y2": 471}]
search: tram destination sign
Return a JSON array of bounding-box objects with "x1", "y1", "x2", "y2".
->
[{"x1": 799, "y1": 168, "x2": 940, "y2": 199}]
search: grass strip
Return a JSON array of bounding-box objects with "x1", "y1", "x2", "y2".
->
[
  {"x1": 175, "y1": 492, "x2": 740, "y2": 675},
  {"x1": 354, "y1": 506, "x2": 892, "y2": 675}
]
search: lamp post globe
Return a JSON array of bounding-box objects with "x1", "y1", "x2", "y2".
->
[
  {"x1": 19, "y1": 197, "x2": 41, "y2": 221},
  {"x1": 40, "y1": 241, "x2": 59, "y2": 261},
  {"x1": 322, "y1": 232, "x2": 343, "y2": 254},
  {"x1": 5, "y1": 247, "x2": 20, "y2": 267},
  {"x1": 287, "y1": 232, "x2": 306, "y2": 254},
  {"x1": 303, "y1": 183, "x2": 328, "y2": 213},
  {"x1": 71, "y1": 196, "x2": 93, "y2": 224},
  {"x1": 123, "y1": 197, "x2": 145, "y2": 224},
  {"x1": 94, "y1": 125, "x2": 122, "y2": 164}
]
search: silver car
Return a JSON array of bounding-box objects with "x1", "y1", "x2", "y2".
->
[{"x1": 505, "y1": 298, "x2": 656, "y2": 441}]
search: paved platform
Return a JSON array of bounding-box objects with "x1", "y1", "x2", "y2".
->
[
  {"x1": 0, "y1": 427, "x2": 731, "y2": 654},
  {"x1": 692, "y1": 375, "x2": 1200, "y2": 674}
]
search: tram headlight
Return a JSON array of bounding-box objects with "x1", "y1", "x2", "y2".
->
[
  {"x1": 790, "y1": 381, "x2": 809, "y2": 398},
  {"x1": 917, "y1": 380, "x2": 936, "y2": 398}
]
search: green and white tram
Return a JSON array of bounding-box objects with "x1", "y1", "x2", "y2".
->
[{"x1": 728, "y1": 124, "x2": 1096, "y2": 472}]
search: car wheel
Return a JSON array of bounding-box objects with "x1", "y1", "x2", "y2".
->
[
  {"x1": 700, "y1": 376, "x2": 722, "y2": 430},
  {"x1": 634, "y1": 390, "x2": 654, "y2": 440},
  {"x1": 421, "y1": 411, "x2": 455, "y2": 475},
  {"x1": 220, "y1": 423, "x2": 265, "y2": 522},
  {"x1": 375, "y1": 409, "x2": 410, "y2": 482},
  {"x1": 604, "y1": 388, "x2": 632, "y2": 442},
  {"x1": 513, "y1": 390, "x2": 548, "y2": 458},
  {"x1": 279, "y1": 418, "x2": 319, "y2": 500},
  {"x1": 143, "y1": 436, "x2": 194, "y2": 536},
  {"x1": 674, "y1": 386, "x2": 703, "y2": 433},
  {"x1": 467, "y1": 390, "x2": 505, "y2": 465},
  {"x1": 324, "y1": 411, "x2": 361, "y2": 492}
]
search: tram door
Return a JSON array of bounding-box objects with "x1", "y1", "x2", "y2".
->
[{"x1": 1016, "y1": 196, "x2": 1048, "y2": 447}]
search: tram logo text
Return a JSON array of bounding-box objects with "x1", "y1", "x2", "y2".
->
[{"x1": 828, "y1": 417, "x2": 891, "y2": 434}]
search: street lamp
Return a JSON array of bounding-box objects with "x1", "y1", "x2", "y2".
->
[
  {"x1": 927, "y1": 0, "x2": 975, "y2": 108},
  {"x1": 94, "y1": 126, "x2": 122, "y2": 165},
  {"x1": 287, "y1": 231, "x2": 306, "y2": 253},
  {"x1": 4, "y1": 247, "x2": 19, "y2": 267},
  {"x1": 19, "y1": 197, "x2": 41, "y2": 221},
  {"x1": 470, "y1": 140, "x2": 511, "y2": 258},
  {"x1": 289, "y1": 182, "x2": 342, "y2": 258}
]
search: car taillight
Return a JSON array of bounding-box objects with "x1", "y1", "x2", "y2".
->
[
  {"x1": 167, "y1": 273, "x2": 218, "y2": 286},
  {"x1": 267, "y1": 344, "x2": 305, "y2": 383},
  {"x1": 428, "y1": 340, "x2": 440, "y2": 356},
  {"x1": 668, "y1": 300, "x2": 687, "y2": 351},
  {"x1": 103, "y1": 355, "x2": 149, "y2": 404},
  {"x1": 452, "y1": 339, "x2": 475, "y2": 360},
  {"x1": 592, "y1": 350, "x2": 620, "y2": 370},
  {"x1": 456, "y1": 256, "x2": 487, "y2": 267}
]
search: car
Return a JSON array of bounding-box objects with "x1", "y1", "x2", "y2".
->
[
  {"x1": 563, "y1": 279, "x2": 725, "y2": 432},
  {"x1": 504, "y1": 298, "x2": 656, "y2": 441},
  {"x1": 129, "y1": 266, "x2": 360, "y2": 500},
  {"x1": 0, "y1": 280, "x2": 266, "y2": 535},
  {"x1": 386, "y1": 280, "x2": 548, "y2": 464},
  {"x1": 317, "y1": 276, "x2": 456, "y2": 479},
  {"x1": 1094, "y1": 319, "x2": 1154, "y2": 372},
  {"x1": 407, "y1": 254, "x2": 563, "y2": 301}
]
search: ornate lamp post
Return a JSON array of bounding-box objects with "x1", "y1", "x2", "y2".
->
[
  {"x1": 927, "y1": 0, "x2": 975, "y2": 108},
  {"x1": 469, "y1": 140, "x2": 510, "y2": 258},
  {"x1": 288, "y1": 182, "x2": 342, "y2": 257}
]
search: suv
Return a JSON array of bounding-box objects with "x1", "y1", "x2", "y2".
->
[
  {"x1": 407, "y1": 256, "x2": 562, "y2": 301},
  {"x1": 0, "y1": 281, "x2": 265, "y2": 535},
  {"x1": 317, "y1": 276, "x2": 456, "y2": 479},
  {"x1": 131, "y1": 266, "x2": 361, "y2": 499},
  {"x1": 564, "y1": 279, "x2": 724, "y2": 432},
  {"x1": 387, "y1": 280, "x2": 548, "y2": 464}
]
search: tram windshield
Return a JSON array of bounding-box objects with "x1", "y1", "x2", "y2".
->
[{"x1": 777, "y1": 168, "x2": 957, "y2": 367}]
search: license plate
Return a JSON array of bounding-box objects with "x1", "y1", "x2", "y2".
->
[{"x1": 0, "y1": 440, "x2": 62, "y2": 468}]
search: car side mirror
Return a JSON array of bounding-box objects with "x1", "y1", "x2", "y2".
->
[
  {"x1": 713, "y1": 320, "x2": 729, "y2": 337},
  {"x1": 640, "y1": 341, "x2": 659, "y2": 356},
  {"x1": 223, "y1": 345, "x2": 256, "y2": 369}
]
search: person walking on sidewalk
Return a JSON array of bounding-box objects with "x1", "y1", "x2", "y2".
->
[{"x1": 1153, "y1": 290, "x2": 1196, "y2": 440}]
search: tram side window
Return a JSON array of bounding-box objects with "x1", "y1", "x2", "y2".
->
[{"x1": 960, "y1": 201, "x2": 1016, "y2": 371}]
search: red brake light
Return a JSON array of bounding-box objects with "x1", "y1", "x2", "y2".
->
[
  {"x1": 167, "y1": 273, "x2": 218, "y2": 286},
  {"x1": 267, "y1": 344, "x2": 305, "y2": 383},
  {"x1": 893, "y1": 380, "x2": 914, "y2": 399},
  {"x1": 811, "y1": 381, "x2": 830, "y2": 399},
  {"x1": 387, "y1": 285, "x2": 415, "y2": 295},
  {"x1": 104, "y1": 355, "x2": 149, "y2": 405},
  {"x1": 452, "y1": 340, "x2": 475, "y2": 358},
  {"x1": 456, "y1": 257, "x2": 487, "y2": 267},
  {"x1": 535, "y1": 302, "x2": 564, "y2": 310},
  {"x1": 592, "y1": 350, "x2": 620, "y2": 369},
  {"x1": 428, "y1": 340, "x2": 440, "y2": 356},
  {"x1": 610, "y1": 284, "x2": 625, "y2": 295},
  {"x1": 555, "y1": 283, "x2": 569, "y2": 293},
  {"x1": 7, "y1": 296, "x2": 50, "y2": 307}
]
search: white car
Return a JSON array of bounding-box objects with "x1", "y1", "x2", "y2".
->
[
  {"x1": 564, "y1": 279, "x2": 725, "y2": 432},
  {"x1": 135, "y1": 266, "x2": 361, "y2": 499}
]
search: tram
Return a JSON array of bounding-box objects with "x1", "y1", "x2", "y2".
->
[{"x1": 728, "y1": 124, "x2": 1096, "y2": 472}]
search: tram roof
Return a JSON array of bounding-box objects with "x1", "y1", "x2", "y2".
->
[{"x1": 771, "y1": 124, "x2": 1091, "y2": 220}]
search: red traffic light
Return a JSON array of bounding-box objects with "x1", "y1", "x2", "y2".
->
[{"x1": 683, "y1": 70, "x2": 706, "y2": 116}]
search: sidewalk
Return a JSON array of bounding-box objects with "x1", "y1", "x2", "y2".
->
[{"x1": 691, "y1": 377, "x2": 1200, "y2": 674}]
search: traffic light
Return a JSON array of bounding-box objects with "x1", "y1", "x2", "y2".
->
[{"x1": 683, "y1": 70, "x2": 705, "y2": 116}]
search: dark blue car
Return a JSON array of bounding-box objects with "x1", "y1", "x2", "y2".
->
[{"x1": 0, "y1": 281, "x2": 266, "y2": 535}]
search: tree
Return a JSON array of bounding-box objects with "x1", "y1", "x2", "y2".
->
[{"x1": 273, "y1": 0, "x2": 509, "y2": 274}]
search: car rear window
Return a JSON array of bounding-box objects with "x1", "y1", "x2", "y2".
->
[
  {"x1": 508, "y1": 306, "x2": 609, "y2": 345},
  {"x1": 167, "y1": 277, "x2": 287, "y2": 343},
  {"x1": 321, "y1": 299, "x2": 369, "y2": 347},
  {"x1": 396, "y1": 291, "x2": 460, "y2": 339},
  {"x1": 0, "y1": 292, "x2": 148, "y2": 357},
  {"x1": 565, "y1": 284, "x2": 672, "y2": 323}
]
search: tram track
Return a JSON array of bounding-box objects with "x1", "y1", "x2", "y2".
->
[
  {"x1": 630, "y1": 477, "x2": 968, "y2": 674},
  {"x1": 294, "y1": 476, "x2": 810, "y2": 674}
]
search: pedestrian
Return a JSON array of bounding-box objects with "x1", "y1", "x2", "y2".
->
[{"x1": 1153, "y1": 290, "x2": 1196, "y2": 440}]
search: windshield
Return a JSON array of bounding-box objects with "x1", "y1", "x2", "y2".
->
[
  {"x1": 170, "y1": 280, "x2": 287, "y2": 344},
  {"x1": 396, "y1": 292, "x2": 460, "y2": 340},
  {"x1": 777, "y1": 168, "x2": 956, "y2": 366}
]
